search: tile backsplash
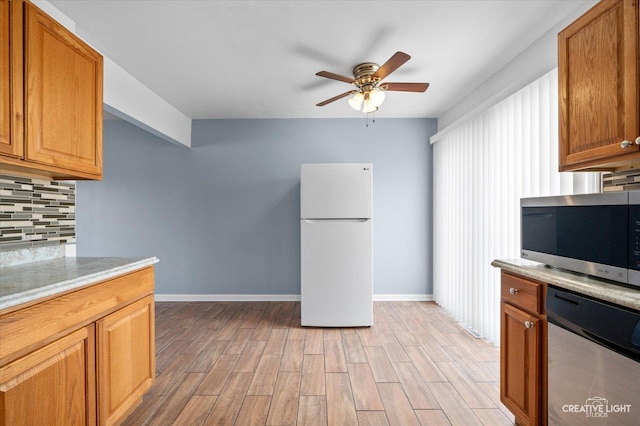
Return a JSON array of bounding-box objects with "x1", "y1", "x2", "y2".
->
[
  {"x1": 602, "y1": 169, "x2": 640, "y2": 192},
  {"x1": 0, "y1": 174, "x2": 76, "y2": 250}
]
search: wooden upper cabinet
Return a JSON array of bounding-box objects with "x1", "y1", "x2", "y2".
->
[
  {"x1": 24, "y1": 1, "x2": 102, "y2": 177},
  {"x1": 1, "y1": 0, "x2": 9, "y2": 152},
  {"x1": 558, "y1": 0, "x2": 639, "y2": 171},
  {"x1": 0, "y1": 0, "x2": 102, "y2": 179},
  {"x1": 0, "y1": 0, "x2": 23, "y2": 158}
]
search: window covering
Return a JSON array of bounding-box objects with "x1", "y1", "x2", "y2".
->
[{"x1": 431, "y1": 69, "x2": 600, "y2": 343}]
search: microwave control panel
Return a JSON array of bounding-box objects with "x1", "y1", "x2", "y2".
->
[{"x1": 630, "y1": 205, "x2": 640, "y2": 271}]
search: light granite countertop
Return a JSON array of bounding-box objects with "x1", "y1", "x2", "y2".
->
[
  {"x1": 492, "y1": 258, "x2": 640, "y2": 311},
  {"x1": 0, "y1": 256, "x2": 159, "y2": 312}
]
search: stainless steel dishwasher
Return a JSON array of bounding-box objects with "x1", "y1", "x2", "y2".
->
[{"x1": 547, "y1": 285, "x2": 640, "y2": 424}]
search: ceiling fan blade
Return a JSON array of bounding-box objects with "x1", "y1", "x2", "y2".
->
[
  {"x1": 372, "y1": 51, "x2": 411, "y2": 81},
  {"x1": 315, "y1": 71, "x2": 355, "y2": 84},
  {"x1": 316, "y1": 90, "x2": 357, "y2": 106},
  {"x1": 380, "y1": 82, "x2": 429, "y2": 92}
]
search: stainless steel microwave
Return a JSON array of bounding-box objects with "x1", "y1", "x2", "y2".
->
[{"x1": 521, "y1": 191, "x2": 640, "y2": 287}]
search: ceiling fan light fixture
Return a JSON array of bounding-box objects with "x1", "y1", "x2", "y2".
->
[
  {"x1": 369, "y1": 88, "x2": 385, "y2": 108},
  {"x1": 361, "y1": 98, "x2": 378, "y2": 114},
  {"x1": 348, "y1": 92, "x2": 364, "y2": 110}
]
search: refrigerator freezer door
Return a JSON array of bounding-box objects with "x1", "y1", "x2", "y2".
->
[
  {"x1": 301, "y1": 219, "x2": 373, "y2": 327},
  {"x1": 301, "y1": 163, "x2": 372, "y2": 219}
]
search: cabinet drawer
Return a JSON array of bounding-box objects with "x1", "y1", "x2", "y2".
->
[
  {"x1": 0, "y1": 267, "x2": 154, "y2": 366},
  {"x1": 501, "y1": 272, "x2": 544, "y2": 314}
]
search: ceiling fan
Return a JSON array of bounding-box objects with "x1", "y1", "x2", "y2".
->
[{"x1": 315, "y1": 51, "x2": 429, "y2": 113}]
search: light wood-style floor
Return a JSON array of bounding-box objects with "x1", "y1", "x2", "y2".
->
[{"x1": 122, "y1": 301, "x2": 515, "y2": 425}]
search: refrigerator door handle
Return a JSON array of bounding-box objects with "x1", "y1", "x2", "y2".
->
[{"x1": 302, "y1": 219, "x2": 370, "y2": 223}]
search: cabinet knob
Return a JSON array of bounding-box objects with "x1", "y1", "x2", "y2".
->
[
  {"x1": 524, "y1": 321, "x2": 535, "y2": 329},
  {"x1": 621, "y1": 139, "x2": 640, "y2": 148},
  {"x1": 509, "y1": 288, "x2": 519, "y2": 295}
]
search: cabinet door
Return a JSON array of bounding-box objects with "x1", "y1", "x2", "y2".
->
[
  {"x1": 97, "y1": 295, "x2": 155, "y2": 426},
  {"x1": 24, "y1": 1, "x2": 102, "y2": 176},
  {"x1": 500, "y1": 302, "x2": 541, "y2": 425},
  {"x1": 0, "y1": 0, "x2": 9, "y2": 152},
  {"x1": 0, "y1": 327, "x2": 95, "y2": 425},
  {"x1": 0, "y1": 0, "x2": 22, "y2": 158},
  {"x1": 558, "y1": 0, "x2": 639, "y2": 171}
]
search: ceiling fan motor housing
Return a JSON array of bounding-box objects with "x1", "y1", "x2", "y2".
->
[{"x1": 353, "y1": 62, "x2": 380, "y2": 90}]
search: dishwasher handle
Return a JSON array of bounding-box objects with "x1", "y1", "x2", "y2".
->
[{"x1": 551, "y1": 291, "x2": 580, "y2": 306}]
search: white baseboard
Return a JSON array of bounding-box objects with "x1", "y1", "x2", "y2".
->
[
  {"x1": 373, "y1": 294, "x2": 434, "y2": 301},
  {"x1": 154, "y1": 294, "x2": 301, "y2": 302},
  {"x1": 154, "y1": 294, "x2": 434, "y2": 302}
]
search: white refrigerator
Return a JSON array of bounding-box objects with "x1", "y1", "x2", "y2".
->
[{"x1": 300, "y1": 163, "x2": 373, "y2": 327}]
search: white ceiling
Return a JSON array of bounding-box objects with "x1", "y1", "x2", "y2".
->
[{"x1": 50, "y1": 0, "x2": 591, "y2": 120}]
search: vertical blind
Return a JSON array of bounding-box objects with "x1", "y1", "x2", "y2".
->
[{"x1": 431, "y1": 69, "x2": 600, "y2": 344}]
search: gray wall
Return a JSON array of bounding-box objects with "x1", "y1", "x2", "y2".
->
[{"x1": 77, "y1": 118, "x2": 436, "y2": 296}]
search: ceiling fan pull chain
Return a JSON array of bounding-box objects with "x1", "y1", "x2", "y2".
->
[{"x1": 365, "y1": 111, "x2": 377, "y2": 127}]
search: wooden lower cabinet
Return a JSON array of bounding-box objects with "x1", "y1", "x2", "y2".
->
[
  {"x1": 97, "y1": 295, "x2": 155, "y2": 426},
  {"x1": 501, "y1": 303, "x2": 542, "y2": 425},
  {"x1": 0, "y1": 267, "x2": 155, "y2": 425},
  {"x1": 500, "y1": 271, "x2": 547, "y2": 425},
  {"x1": 0, "y1": 327, "x2": 95, "y2": 425}
]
